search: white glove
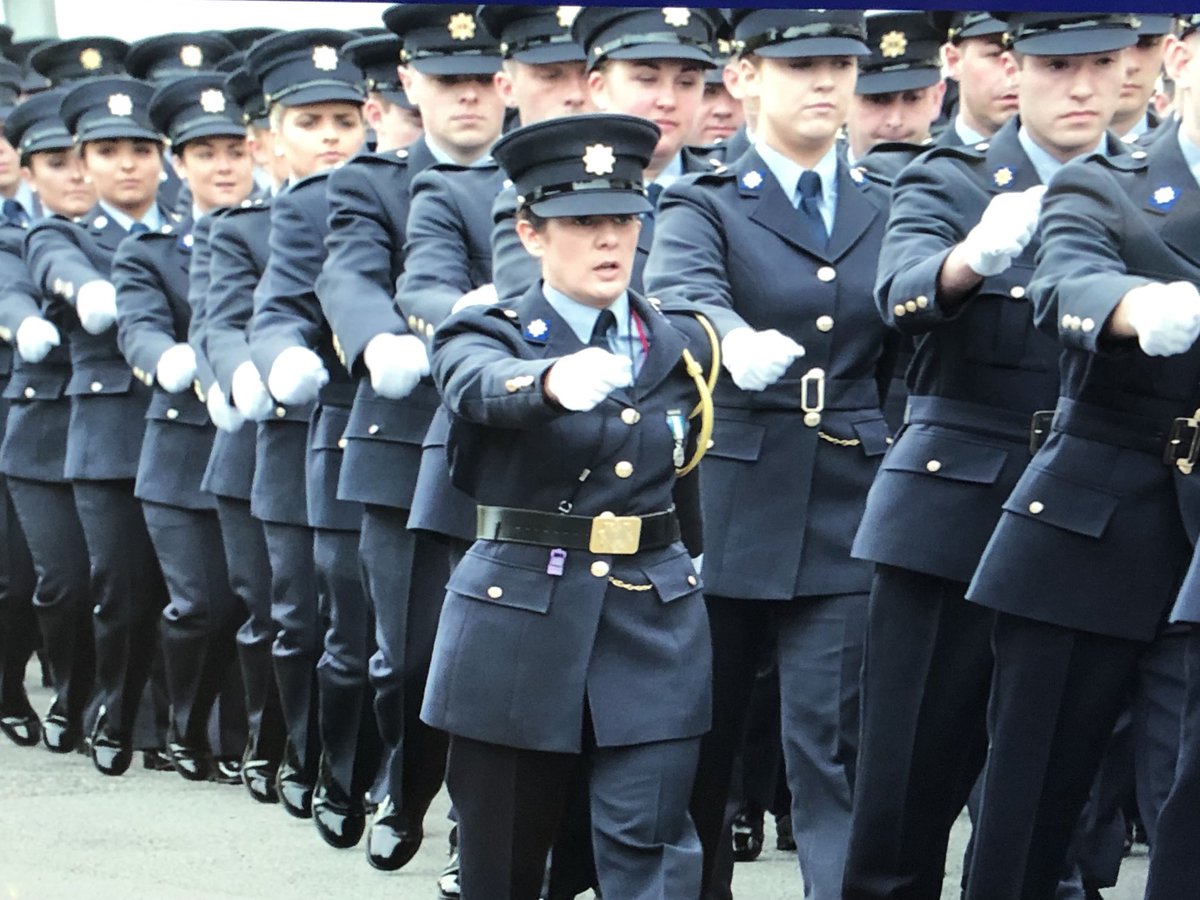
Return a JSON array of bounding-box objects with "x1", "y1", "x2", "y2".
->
[
  {"x1": 76, "y1": 279, "x2": 118, "y2": 334},
  {"x1": 15, "y1": 316, "x2": 60, "y2": 363},
  {"x1": 363, "y1": 332, "x2": 430, "y2": 400},
  {"x1": 451, "y1": 283, "x2": 498, "y2": 314},
  {"x1": 266, "y1": 345, "x2": 328, "y2": 406},
  {"x1": 721, "y1": 327, "x2": 806, "y2": 391},
  {"x1": 206, "y1": 381, "x2": 245, "y2": 432},
  {"x1": 1122, "y1": 282, "x2": 1200, "y2": 357},
  {"x1": 959, "y1": 186, "x2": 1047, "y2": 277},
  {"x1": 545, "y1": 347, "x2": 633, "y2": 412},
  {"x1": 155, "y1": 343, "x2": 197, "y2": 393},
  {"x1": 231, "y1": 360, "x2": 274, "y2": 421}
]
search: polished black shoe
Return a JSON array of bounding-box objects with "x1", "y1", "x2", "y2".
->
[
  {"x1": 276, "y1": 762, "x2": 314, "y2": 819},
  {"x1": 313, "y1": 798, "x2": 367, "y2": 850},
  {"x1": 0, "y1": 712, "x2": 40, "y2": 747},
  {"x1": 169, "y1": 742, "x2": 213, "y2": 782},
  {"x1": 241, "y1": 749, "x2": 280, "y2": 803},
  {"x1": 775, "y1": 813, "x2": 796, "y2": 852},
  {"x1": 437, "y1": 848, "x2": 461, "y2": 900},
  {"x1": 41, "y1": 713, "x2": 79, "y2": 753},
  {"x1": 90, "y1": 727, "x2": 133, "y2": 777},
  {"x1": 365, "y1": 798, "x2": 423, "y2": 871},
  {"x1": 213, "y1": 757, "x2": 242, "y2": 785},
  {"x1": 143, "y1": 748, "x2": 174, "y2": 771},
  {"x1": 732, "y1": 809, "x2": 764, "y2": 862}
]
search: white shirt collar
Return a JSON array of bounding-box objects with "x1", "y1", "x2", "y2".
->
[
  {"x1": 954, "y1": 113, "x2": 989, "y2": 146},
  {"x1": 98, "y1": 199, "x2": 164, "y2": 232},
  {"x1": 542, "y1": 282, "x2": 632, "y2": 346}
]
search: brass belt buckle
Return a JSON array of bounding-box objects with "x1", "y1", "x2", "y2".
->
[
  {"x1": 589, "y1": 512, "x2": 642, "y2": 555},
  {"x1": 1167, "y1": 409, "x2": 1200, "y2": 475},
  {"x1": 800, "y1": 367, "x2": 826, "y2": 428}
]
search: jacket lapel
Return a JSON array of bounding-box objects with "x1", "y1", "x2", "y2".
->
[
  {"x1": 742, "y1": 150, "x2": 830, "y2": 260},
  {"x1": 1143, "y1": 123, "x2": 1200, "y2": 268},
  {"x1": 983, "y1": 118, "x2": 1044, "y2": 194},
  {"x1": 630, "y1": 294, "x2": 684, "y2": 399},
  {"x1": 825, "y1": 163, "x2": 883, "y2": 262}
]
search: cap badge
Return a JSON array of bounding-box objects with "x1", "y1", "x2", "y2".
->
[
  {"x1": 717, "y1": 38, "x2": 733, "y2": 55},
  {"x1": 1152, "y1": 185, "x2": 1178, "y2": 210},
  {"x1": 741, "y1": 170, "x2": 763, "y2": 190},
  {"x1": 879, "y1": 31, "x2": 908, "y2": 58},
  {"x1": 525, "y1": 318, "x2": 550, "y2": 341},
  {"x1": 663, "y1": 8, "x2": 691, "y2": 28},
  {"x1": 312, "y1": 45, "x2": 339, "y2": 71},
  {"x1": 556, "y1": 6, "x2": 582, "y2": 28},
  {"x1": 850, "y1": 167, "x2": 865, "y2": 184},
  {"x1": 448, "y1": 12, "x2": 477, "y2": 41},
  {"x1": 180, "y1": 44, "x2": 204, "y2": 68},
  {"x1": 80, "y1": 48, "x2": 103, "y2": 71},
  {"x1": 107, "y1": 93, "x2": 133, "y2": 117},
  {"x1": 993, "y1": 166, "x2": 1014, "y2": 188},
  {"x1": 582, "y1": 143, "x2": 616, "y2": 176},
  {"x1": 199, "y1": 89, "x2": 226, "y2": 114}
]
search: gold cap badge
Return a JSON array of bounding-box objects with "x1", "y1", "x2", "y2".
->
[
  {"x1": 80, "y1": 48, "x2": 103, "y2": 70},
  {"x1": 199, "y1": 89, "x2": 226, "y2": 114},
  {"x1": 993, "y1": 167, "x2": 1014, "y2": 188},
  {"x1": 879, "y1": 31, "x2": 908, "y2": 58},
  {"x1": 582, "y1": 143, "x2": 616, "y2": 176},
  {"x1": 312, "y1": 45, "x2": 339, "y2": 71},
  {"x1": 556, "y1": 6, "x2": 582, "y2": 28},
  {"x1": 448, "y1": 12, "x2": 476, "y2": 41},
  {"x1": 663, "y1": 7, "x2": 691, "y2": 28},
  {"x1": 107, "y1": 93, "x2": 133, "y2": 117},
  {"x1": 179, "y1": 44, "x2": 204, "y2": 68}
]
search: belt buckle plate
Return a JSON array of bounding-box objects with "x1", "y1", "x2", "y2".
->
[
  {"x1": 800, "y1": 367, "x2": 826, "y2": 428},
  {"x1": 1167, "y1": 409, "x2": 1200, "y2": 474},
  {"x1": 589, "y1": 514, "x2": 642, "y2": 555}
]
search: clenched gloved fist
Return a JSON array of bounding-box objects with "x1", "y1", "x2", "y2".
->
[
  {"x1": 545, "y1": 347, "x2": 632, "y2": 412},
  {"x1": 206, "y1": 382, "x2": 245, "y2": 433},
  {"x1": 231, "y1": 360, "x2": 274, "y2": 421},
  {"x1": 76, "y1": 279, "x2": 118, "y2": 334},
  {"x1": 156, "y1": 343, "x2": 197, "y2": 393},
  {"x1": 959, "y1": 185, "x2": 1047, "y2": 278},
  {"x1": 15, "y1": 316, "x2": 60, "y2": 363},
  {"x1": 1121, "y1": 281, "x2": 1200, "y2": 357},
  {"x1": 451, "y1": 283, "x2": 498, "y2": 314},
  {"x1": 267, "y1": 345, "x2": 328, "y2": 406},
  {"x1": 363, "y1": 332, "x2": 430, "y2": 400},
  {"x1": 721, "y1": 327, "x2": 805, "y2": 392}
]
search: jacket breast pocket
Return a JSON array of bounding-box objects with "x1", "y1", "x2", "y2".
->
[
  {"x1": 642, "y1": 553, "x2": 703, "y2": 604},
  {"x1": 1002, "y1": 467, "x2": 1120, "y2": 539},
  {"x1": 882, "y1": 428, "x2": 1008, "y2": 485},
  {"x1": 706, "y1": 417, "x2": 766, "y2": 463},
  {"x1": 66, "y1": 366, "x2": 135, "y2": 398},
  {"x1": 447, "y1": 550, "x2": 555, "y2": 615}
]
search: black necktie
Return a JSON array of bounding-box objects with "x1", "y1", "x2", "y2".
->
[
  {"x1": 646, "y1": 182, "x2": 663, "y2": 208},
  {"x1": 129, "y1": 222, "x2": 150, "y2": 235},
  {"x1": 589, "y1": 308, "x2": 616, "y2": 350},
  {"x1": 2, "y1": 199, "x2": 28, "y2": 228},
  {"x1": 797, "y1": 170, "x2": 827, "y2": 247}
]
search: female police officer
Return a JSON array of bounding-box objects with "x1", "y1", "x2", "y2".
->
[{"x1": 421, "y1": 112, "x2": 715, "y2": 900}]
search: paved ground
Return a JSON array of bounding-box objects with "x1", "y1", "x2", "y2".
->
[{"x1": 0, "y1": 674, "x2": 1150, "y2": 899}]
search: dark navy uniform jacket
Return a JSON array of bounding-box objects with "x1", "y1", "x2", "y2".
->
[
  {"x1": 113, "y1": 218, "x2": 215, "y2": 511},
  {"x1": 251, "y1": 171, "x2": 358, "y2": 532},
  {"x1": 0, "y1": 221, "x2": 69, "y2": 484},
  {"x1": 398, "y1": 161, "x2": 507, "y2": 543},
  {"x1": 644, "y1": 147, "x2": 893, "y2": 601},
  {"x1": 421, "y1": 282, "x2": 712, "y2": 753},
  {"x1": 23, "y1": 205, "x2": 166, "y2": 481},
  {"x1": 852, "y1": 118, "x2": 1109, "y2": 584},
  {"x1": 200, "y1": 199, "x2": 272, "y2": 504},
  {"x1": 315, "y1": 139, "x2": 438, "y2": 513},
  {"x1": 968, "y1": 122, "x2": 1200, "y2": 641}
]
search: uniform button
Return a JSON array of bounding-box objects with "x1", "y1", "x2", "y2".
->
[
  {"x1": 905, "y1": 300, "x2": 917, "y2": 313},
  {"x1": 614, "y1": 461, "x2": 633, "y2": 478},
  {"x1": 925, "y1": 459, "x2": 942, "y2": 472},
  {"x1": 620, "y1": 408, "x2": 640, "y2": 425},
  {"x1": 22, "y1": 387, "x2": 34, "y2": 399},
  {"x1": 275, "y1": 406, "x2": 286, "y2": 418},
  {"x1": 590, "y1": 561, "x2": 610, "y2": 578},
  {"x1": 1081, "y1": 318, "x2": 1095, "y2": 333},
  {"x1": 915, "y1": 296, "x2": 929, "y2": 309},
  {"x1": 1028, "y1": 501, "x2": 1044, "y2": 515},
  {"x1": 687, "y1": 574, "x2": 698, "y2": 586},
  {"x1": 816, "y1": 266, "x2": 836, "y2": 283},
  {"x1": 1010, "y1": 285, "x2": 1026, "y2": 299},
  {"x1": 804, "y1": 412, "x2": 821, "y2": 427},
  {"x1": 93, "y1": 215, "x2": 108, "y2": 229},
  {"x1": 90, "y1": 381, "x2": 102, "y2": 392},
  {"x1": 486, "y1": 585, "x2": 503, "y2": 599},
  {"x1": 1071, "y1": 317, "x2": 1082, "y2": 331},
  {"x1": 337, "y1": 438, "x2": 348, "y2": 449},
  {"x1": 1061, "y1": 314, "x2": 1072, "y2": 330},
  {"x1": 815, "y1": 315, "x2": 834, "y2": 333},
  {"x1": 166, "y1": 408, "x2": 178, "y2": 420},
  {"x1": 893, "y1": 304, "x2": 906, "y2": 318},
  {"x1": 368, "y1": 424, "x2": 380, "y2": 435}
]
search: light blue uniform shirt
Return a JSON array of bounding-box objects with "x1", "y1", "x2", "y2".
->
[
  {"x1": 543, "y1": 283, "x2": 645, "y2": 374},
  {"x1": 98, "y1": 199, "x2": 164, "y2": 233},
  {"x1": 1018, "y1": 126, "x2": 1106, "y2": 185},
  {"x1": 755, "y1": 138, "x2": 839, "y2": 234}
]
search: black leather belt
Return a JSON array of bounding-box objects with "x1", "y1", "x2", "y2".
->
[{"x1": 476, "y1": 506, "x2": 680, "y2": 555}]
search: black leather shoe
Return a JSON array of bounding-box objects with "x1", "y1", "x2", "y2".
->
[
  {"x1": 276, "y1": 762, "x2": 314, "y2": 819},
  {"x1": 437, "y1": 848, "x2": 461, "y2": 900},
  {"x1": 775, "y1": 813, "x2": 796, "y2": 852},
  {"x1": 0, "y1": 712, "x2": 40, "y2": 747},
  {"x1": 312, "y1": 772, "x2": 367, "y2": 850},
  {"x1": 213, "y1": 757, "x2": 242, "y2": 785},
  {"x1": 169, "y1": 742, "x2": 213, "y2": 782},
  {"x1": 732, "y1": 809, "x2": 764, "y2": 862},
  {"x1": 41, "y1": 714, "x2": 79, "y2": 753},
  {"x1": 91, "y1": 734, "x2": 133, "y2": 776},
  {"x1": 143, "y1": 748, "x2": 174, "y2": 771},
  {"x1": 366, "y1": 798, "x2": 423, "y2": 871}
]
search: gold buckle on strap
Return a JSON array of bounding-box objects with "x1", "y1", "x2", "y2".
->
[
  {"x1": 801, "y1": 367, "x2": 826, "y2": 428},
  {"x1": 589, "y1": 512, "x2": 642, "y2": 554},
  {"x1": 1168, "y1": 409, "x2": 1200, "y2": 474}
]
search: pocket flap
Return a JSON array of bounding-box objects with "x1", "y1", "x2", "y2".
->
[
  {"x1": 66, "y1": 365, "x2": 135, "y2": 397},
  {"x1": 344, "y1": 395, "x2": 435, "y2": 445},
  {"x1": 310, "y1": 406, "x2": 351, "y2": 451},
  {"x1": 852, "y1": 416, "x2": 892, "y2": 458},
  {"x1": 146, "y1": 389, "x2": 208, "y2": 425},
  {"x1": 882, "y1": 428, "x2": 1009, "y2": 485},
  {"x1": 446, "y1": 548, "x2": 554, "y2": 614},
  {"x1": 1002, "y1": 467, "x2": 1119, "y2": 539},
  {"x1": 642, "y1": 553, "x2": 703, "y2": 603},
  {"x1": 3, "y1": 367, "x2": 69, "y2": 400},
  {"x1": 707, "y1": 417, "x2": 765, "y2": 462}
]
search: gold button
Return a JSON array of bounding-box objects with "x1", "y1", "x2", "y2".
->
[
  {"x1": 426, "y1": 324, "x2": 434, "y2": 338},
  {"x1": 620, "y1": 408, "x2": 641, "y2": 425},
  {"x1": 166, "y1": 408, "x2": 179, "y2": 420},
  {"x1": 804, "y1": 411, "x2": 821, "y2": 427},
  {"x1": 926, "y1": 459, "x2": 942, "y2": 472},
  {"x1": 22, "y1": 387, "x2": 34, "y2": 399},
  {"x1": 614, "y1": 461, "x2": 633, "y2": 478},
  {"x1": 915, "y1": 295, "x2": 929, "y2": 309},
  {"x1": 368, "y1": 424, "x2": 380, "y2": 435},
  {"x1": 337, "y1": 438, "x2": 348, "y2": 449},
  {"x1": 486, "y1": 586, "x2": 503, "y2": 599},
  {"x1": 1028, "y1": 501, "x2": 1044, "y2": 515},
  {"x1": 687, "y1": 575, "x2": 698, "y2": 586},
  {"x1": 1061, "y1": 314, "x2": 1072, "y2": 330},
  {"x1": 816, "y1": 266, "x2": 836, "y2": 283},
  {"x1": 1010, "y1": 285, "x2": 1026, "y2": 299},
  {"x1": 275, "y1": 406, "x2": 286, "y2": 417},
  {"x1": 90, "y1": 381, "x2": 102, "y2": 392},
  {"x1": 590, "y1": 561, "x2": 610, "y2": 578},
  {"x1": 1081, "y1": 318, "x2": 1095, "y2": 333},
  {"x1": 905, "y1": 300, "x2": 917, "y2": 313},
  {"x1": 815, "y1": 315, "x2": 834, "y2": 333},
  {"x1": 407, "y1": 315, "x2": 417, "y2": 329},
  {"x1": 1070, "y1": 317, "x2": 1082, "y2": 331},
  {"x1": 893, "y1": 304, "x2": 906, "y2": 318}
]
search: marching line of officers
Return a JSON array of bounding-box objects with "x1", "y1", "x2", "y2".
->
[{"x1": 0, "y1": 4, "x2": 1199, "y2": 900}]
